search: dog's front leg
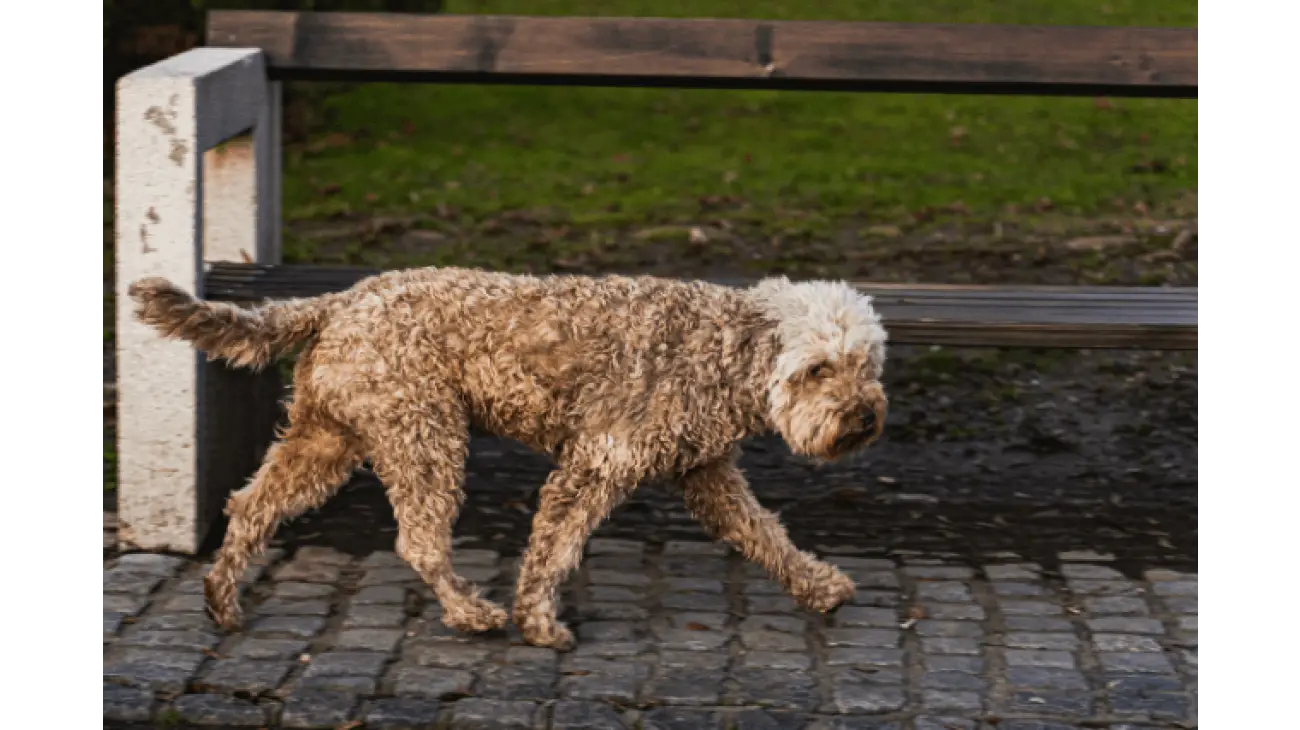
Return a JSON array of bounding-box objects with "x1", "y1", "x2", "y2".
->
[
  {"x1": 680, "y1": 455, "x2": 855, "y2": 613},
  {"x1": 513, "y1": 466, "x2": 636, "y2": 650}
]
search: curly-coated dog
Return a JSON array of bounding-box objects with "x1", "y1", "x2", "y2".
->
[{"x1": 129, "y1": 267, "x2": 889, "y2": 649}]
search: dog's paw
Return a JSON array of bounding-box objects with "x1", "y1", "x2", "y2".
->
[
  {"x1": 793, "y1": 563, "x2": 856, "y2": 614},
  {"x1": 518, "y1": 617, "x2": 576, "y2": 651},
  {"x1": 203, "y1": 576, "x2": 244, "y2": 632},
  {"x1": 443, "y1": 598, "x2": 510, "y2": 634}
]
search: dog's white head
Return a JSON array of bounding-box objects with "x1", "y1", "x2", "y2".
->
[{"x1": 750, "y1": 277, "x2": 889, "y2": 462}]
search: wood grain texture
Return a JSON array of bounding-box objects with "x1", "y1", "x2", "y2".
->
[
  {"x1": 203, "y1": 263, "x2": 1197, "y2": 350},
  {"x1": 206, "y1": 11, "x2": 1196, "y2": 97}
]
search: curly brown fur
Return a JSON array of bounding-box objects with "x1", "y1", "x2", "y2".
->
[{"x1": 131, "y1": 267, "x2": 889, "y2": 648}]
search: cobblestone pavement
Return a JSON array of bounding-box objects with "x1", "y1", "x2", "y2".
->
[{"x1": 105, "y1": 436, "x2": 1196, "y2": 730}]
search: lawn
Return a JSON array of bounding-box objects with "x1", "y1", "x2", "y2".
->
[{"x1": 281, "y1": 0, "x2": 1197, "y2": 238}]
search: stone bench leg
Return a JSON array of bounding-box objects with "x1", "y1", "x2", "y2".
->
[{"x1": 115, "y1": 49, "x2": 283, "y2": 553}]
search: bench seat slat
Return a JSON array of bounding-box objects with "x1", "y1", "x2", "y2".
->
[
  {"x1": 206, "y1": 11, "x2": 1196, "y2": 98},
  {"x1": 202, "y1": 263, "x2": 1196, "y2": 350}
]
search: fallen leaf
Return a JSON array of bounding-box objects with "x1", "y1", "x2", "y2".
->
[
  {"x1": 1094, "y1": 97, "x2": 1113, "y2": 110},
  {"x1": 688, "y1": 227, "x2": 708, "y2": 245},
  {"x1": 1035, "y1": 197, "x2": 1054, "y2": 212},
  {"x1": 685, "y1": 622, "x2": 710, "y2": 631},
  {"x1": 562, "y1": 670, "x2": 592, "y2": 676},
  {"x1": 365, "y1": 193, "x2": 379, "y2": 203},
  {"x1": 907, "y1": 605, "x2": 927, "y2": 620},
  {"x1": 239, "y1": 249, "x2": 253, "y2": 264},
  {"x1": 335, "y1": 721, "x2": 364, "y2": 730},
  {"x1": 877, "y1": 476, "x2": 897, "y2": 485}
]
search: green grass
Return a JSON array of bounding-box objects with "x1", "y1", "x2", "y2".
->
[{"x1": 281, "y1": 0, "x2": 1197, "y2": 230}]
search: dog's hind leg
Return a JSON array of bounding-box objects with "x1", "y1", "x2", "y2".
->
[
  {"x1": 679, "y1": 453, "x2": 855, "y2": 613},
  {"x1": 513, "y1": 466, "x2": 637, "y2": 650},
  {"x1": 205, "y1": 411, "x2": 362, "y2": 631},
  {"x1": 369, "y1": 401, "x2": 508, "y2": 635}
]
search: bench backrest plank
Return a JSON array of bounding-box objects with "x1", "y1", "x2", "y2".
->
[{"x1": 207, "y1": 11, "x2": 1196, "y2": 98}]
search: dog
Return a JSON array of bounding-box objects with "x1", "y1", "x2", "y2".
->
[{"x1": 129, "y1": 266, "x2": 889, "y2": 649}]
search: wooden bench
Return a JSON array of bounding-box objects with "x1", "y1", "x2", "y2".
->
[{"x1": 114, "y1": 11, "x2": 1197, "y2": 553}]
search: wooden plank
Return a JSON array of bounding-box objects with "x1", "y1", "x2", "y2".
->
[
  {"x1": 202, "y1": 263, "x2": 1196, "y2": 350},
  {"x1": 206, "y1": 11, "x2": 1196, "y2": 97}
]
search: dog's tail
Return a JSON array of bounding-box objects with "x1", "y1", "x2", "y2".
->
[{"x1": 128, "y1": 277, "x2": 330, "y2": 369}]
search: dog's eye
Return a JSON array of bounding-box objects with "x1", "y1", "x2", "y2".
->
[{"x1": 807, "y1": 363, "x2": 827, "y2": 379}]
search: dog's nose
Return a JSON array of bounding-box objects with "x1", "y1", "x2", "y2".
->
[{"x1": 860, "y1": 410, "x2": 877, "y2": 430}]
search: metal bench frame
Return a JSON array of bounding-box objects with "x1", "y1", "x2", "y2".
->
[{"x1": 114, "y1": 11, "x2": 1197, "y2": 552}]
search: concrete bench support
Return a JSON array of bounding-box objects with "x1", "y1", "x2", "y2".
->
[{"x1": 115, "y1": 49, "x2": 283, "y2": 553}]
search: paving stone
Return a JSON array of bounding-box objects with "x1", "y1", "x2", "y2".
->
[
  {"x1": 738, "y1": 650, "x2": 813, "y2": 671},
  {"x1": 1087, "y1": 617, "x2": 1164, "y2": 635},
  {"x1": 359, "y1": 551, "x2": 407, "y2": 569},
  {"x1": 1004, "y1": 649, "x2": 1077, "y2": 669},
  {"x1": 845, "y1": 572, "x2": 901, "y2": 591},
  {"x1": 804, "y1": 719, "x2": 903, "y2": 730},
  {"x1": 458, "y1": 566, "x2": 501, "y2": 584},
  {"x1": 587, "y1": 568, "x2": 650, "y2": 584},
  {"x1": 359, "y1": 567, "x2": 420, "y2": 586},
  {"x1": 903, "y1": 565, "x2": 974, "y2": 579},
  {"x1": 587, "y1": 585, "x2": 644, "y2": 603},
  {"x1": 1144, "y1": 568, "x2": 1194, "y2": 582},
  {"x1": 298, "y1": 675, "x2": 380, "y2": 694},
  {"x1": 643, "y1": 668, "x2": 724, "y2": 704},
  {"x1": 729, "y1": 709, "x2": 809, "y2": 730},
  {"x1": 551, "y1": 700, "x2": 628, "y2": 729},
  {"x1": 653, "y1": 628, "x2": 730, "y2": 652},
  {"x1": 730, "y1": 670, "x2": 819, "y2": 711},
  {"x1": 281, "y1": 690, "x2": 358, "y2": 728},
  {"x1": 913, "y1": 718, "x2": 978, "y2": 730},
  {"x1": 573, "y1": 640, "x2": 650, "y2": 657},
  {"x1": 913, "y1": 620, "x2": 981, "y2": 638},
  {"x1": 851, "y1": 590, "x2": 901, "y2": 607},
  {"x1": 393, "y1": 667, "x2": 475, "y2": 699},
  {"x1": 559, "y1": 672, "x2": 640, "y2": 703},
  {"x1": 587, "y1": 538, "x2": 646, "y2": 556},
  {"x1": 272, "y1": 581, "x2": 336, "y2": 600},
  {"x1": 118, "y1": 629, "x2": 219, "y2": 652},
  {"x1": 1004, "y1": 633, "x2": 1080, "y2": 650},
  {"x1": 922, "y1": 655, "x2": 985, "y2": 673},
  {"x1": 354, "y1": 585, "x2": 409, "y2": 605},
  {"x1": 302, "y1": 651, "x2": 390, "y2": 678},
  {"x1": 104, "y1": 612, "x2": 124, "y2": 638},
  {"x1": 661, "y1": 592, "x2": 729, "y2": 612},
  {"x1": 823, "y1": 628, "x2": 901, "y2": 648},
  {"x1": 914, "y1": 582, "x2": 972, "y2": 602},
  {"x1": 663, "y1": 540, "x2": 728, "y2": 556},
  {"x1": 1099, "y1": 651, "x2": 1176, "y2": 674},
  {"x1": 229, "y1": 637, "x2": 310, "y2": 661},
  {"x1": 344, "y1": 604, "x2": 408, "y2": 629},
  {"x1": 642, "y1": 707, "x2": 722, "y2": 730},
  {"x1": 1067, "y1": 579, "x2": 1141, "y2": 596},
  {"x1": 336, "y1": 628, "x2": 404, "y2": 653},
  {"x1": 920, "y1": 671, "x2": 987, "y2": 692},
  {"x1": 983, "y1": 564, "x2": 1041, "y2": 581},
  {"x1": 453, "y1": 549, "x2": 501, "y2": 567},
  {"x1": 476, "y1": 665, "x2": 556, "y2": 700},
  {"x1": 103, "y1": 569, "x2": 165, "y2": 595},
  {"x1": 832, "y1": 606, "x2": 897, "y2": 628},
  {"x1": 275, "y1": 562, "x2": 343, "y2": 584},
  {"x1": 573, "y1": 602, "x2": 650, "y2": 621},
  {"x1": 411, "y1": 642, "x2": 493, "y2": 668},
  {"x1": 294, "y1": 546, "x2": 353, "y2": 565},
  {"x1": 1106, "y1": 674, "x2": 1183, "y2": 694},
  {"x1": 664, "y1": 576, "x2": 725, "y2": 593},
  {"x1": 919, "y1": 637, "x2": 981, "y2": 655},
  {"x1": 159, "y1": 594, "x2": 207, "y2": 612},
  {"x1": 658, "y1": 650, "x2": 729, "y2": 670},
  {"x1": 198, "y1": 659, "x2": 292, "y2": 695},
  {"x1": 1162, "y1": 597, "x2": 1197, "y2": 614},
  {"x1": 170, "y1": 694, "x2": 268, "y2": 726},
  {"x1": 739, "y1": 615, "x2": 806, "y2": 634},
  {"x1": 255, "y1": 597, "x2": 333, "y2": 617},
  {"x1": 747, "y1": 594, "x2": 802, "y2": 614},
  {"x1": 577, "y1": 621, "x2": 639, "y2": 642},
  {"x1": 104, "y1": 653, "x2": 203, "y2": 693},
  {"x1": 1005, "y1": 667, "x2": 1089, "y2": 690},
  {"x1": 662, "y1": 611, "x2": 729, "y2": 631},
  {"x1": 1093, "y1": 634, "x2": 1163, "y2": 652},
  {"x1": 998, "y1": 600, "x2": 1063, "y2": 616},
  {"x1": 251, "y1": 615, "x2": 328, "y2": 638},
  {"x1": 922, "y1": 690, "x2": 983, "y2": 711},
  {"x1": 103, "y1": 593, "x2": 151, "y2": 615},
  {"x1": 1059, "y1": 550, "x2": 1114, "y2": 562},
  {"x1": 998, "y1": 723, "x2": 1079, "y2": 730},
  {"x1": 991, "y1": 581, "x2": 1047, "y2": 597},
  {"x1": 920, "y1": 603, "x2": 985, "y2": 621},
  {"x1": 659, "y1": 557, "x2": 729, "y2": 577},
  {"x1": 824, "y1": 681, "x2": 906, "y2": 714},
  {"x1": 1008, "y1": 690, "x2": 1093, "y2": 716},
  {"x1": 116, "y1": 552, "x2": 188, "y2": 574},
  {"x1": 1084, "y1": 596, "x2": 1150, "y2": 616},
  {"x1": 824, "y1": 647, "x2": 905, "y2": 667},
  {"x1": 134, "y1": 613, "x2": 215, "y2": 632},
  {"x1": 103, "y1": 683, "x2": 154, "y2": 722},
  {"x1": 1177, "y1": 615, "x2": 1197, "y2": 632},
  {"x1": 744, "y1": 579, "x2": 785, "y2": 595},
  {"x1": 1060, "y1": 564, "x2": 1125, "y2": 580},
  {"x1": 1109, "y1": 690, "x2": 1190, "y2": 719},
  {"x1": 1004, "y1": 616, "x2": 1074, "y2": 632},
  {"x1": 742, "y1": 630, "x2": 807, "y2": 652},
  {"x1": 363, "y1": 697, "x2": 443, "y2": 729},
  {"x1": 503, "y1": 646, "x2": 558, "y2": 667}
]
